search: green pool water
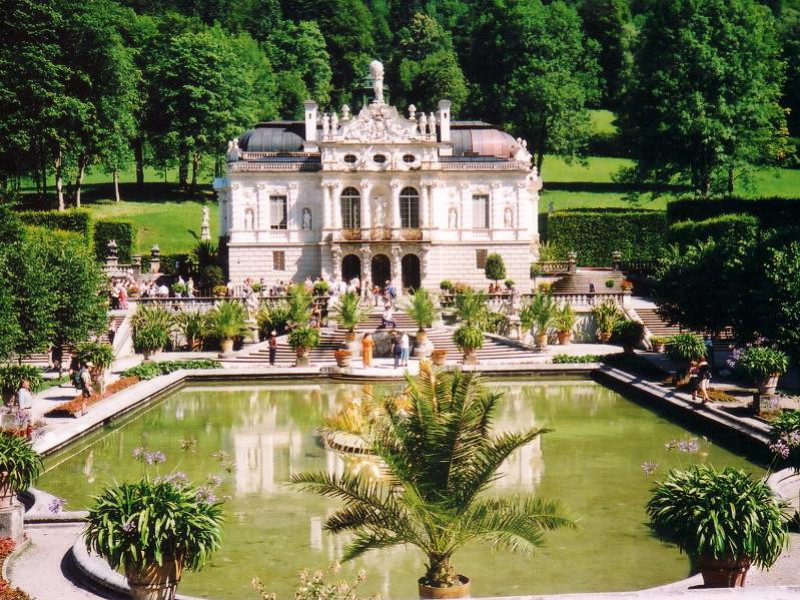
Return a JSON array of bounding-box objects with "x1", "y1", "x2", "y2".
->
[{"x1": 39, "y1": 381, "x2": 761, "y2": 599}]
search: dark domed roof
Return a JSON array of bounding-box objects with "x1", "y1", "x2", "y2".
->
[
  {"x1": 239, "y1": 122, "x2": 306, "y2": 152},
  {"x1": 450, "y1": 123, "x2": 518, "y2": 158}
]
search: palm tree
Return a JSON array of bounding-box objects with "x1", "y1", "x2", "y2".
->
[
  {"x1": 291, "y1": 364, "x2": 573, "y2": 595},
  {"x1": 332, "y1": 291, "x2": 368, "y2": 342},
  {"x1": 453, "y1": 289, "x2": 487, "y2": 327},
  {"x1": 404, "y1": 289, "x2": 436, "y2": 343}
]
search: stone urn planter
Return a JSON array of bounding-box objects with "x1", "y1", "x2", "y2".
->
[
  {"x1": 127, "y1": 560, "x2": 182, "y2": 600},
  {"x1": 757, "y1": 374, "x2": 780, "y2": 396},
  {"x1": 296, "y1": 348, "x2": 311, "y2": 367},
  {"x1": 697, "y1": 556, "x2": 750, "y2": 588},
  {"x1": 462, "y1": 350, "x2": 478, "y2": 365},
  {"x1": 535, "y1": 333, "x2": 548, "y2": 349},
  {"x1": 417, "y1": 329, "x2": 428, "y2": 344},
  {"x1": 431, "y1": 349, "x2": 448, "y2": 366},
  {"x1": 334, "y1": 350, "x2": 351, "y2": 368},
  {"x1": 556, "y1": 331, "x2": 571, "y2": 345},
  {"x1": 219, "y1": 338, "x2": 234, "y2": 358},
  {"x1": 418, "y1": 575, "x2": 471, "y2": 599}
]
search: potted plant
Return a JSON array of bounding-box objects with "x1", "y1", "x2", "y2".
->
[
  {"x1": 612, "y1": 320, "x2": 645, "y2": 354},
  {"x1": 0, "y1": 433, "x2": 42, "y2": 508},
  {"x1": 528, "y1": 293, "x2": 557, "y2": 348},
  {"x1": 646, "y1": 465, "x2": 788, "y2": 588},
  {"x1": 131, "y1": 305, "x2": 174, "y2": 359},
  {"x1": 173, "y1": 311, "x2": 205, "y2": 351},
  {"x1": 170, "y1": 282, "x2": 187, "y2": 298},
  {"x1": 76, "y1": 341, "x2": 115, "y2": 381},
  {"x1": 332, "y1": 292, "x2": 368, "y2": 344},
  {"x1": 288, "y1": 326, "x2": 320, "y2": 366},
  {"x1": 206, "y1": 300, "x2": 248, "y2": 357},
  {"x1": 404, "y1": 289, "x2": 436, "y2": 344},
  {"x1": 212, "y1": 285, "x2": 228, "y2": 298},
  {"x1": 312, "y1": 281, "x2": 330, "y2": 297},
  {"x1": 620, "y1": 279, "x2": 633, "y2": 292},
  {"x1": 504, "y1": 279, "x2": 515, "y2": 290},
  {"x1": 0, "y1": 365, "x2": 42, "y2": 406},
  {"x1": 553, "y1": 303, "x2": 577, "y2": 345},
  {"x1": 431, "y1": 349, "x2": 448, "y2": 366},
  {"x1": 736, "y1": 347, "x2": 789, "y2": 395},
  {"x1": 292, "y1": 364, "x2": 573, "y2": 599},
  {"x1": 439, "y1": 280, "x2": 453, "y2": 293},
  {"x1": 605, "y1": 279, "x2": 615, "y2": 289},
  {"x1": 333, "y1": 349, "x2": 351, "y2": 368},
  {"x1": 665, "y1": 333, "x2": 706, "y2": 374},
  {"x1": 650, "y1": 336, "x2": 669, "y2": 353},
  {"x1": 592, "y1": 300, "x2": 622, "y2": 343},
  {"x1": 84, "y1": 477, "x2": 224, "y2": 600},
  {"x1": 453, "y1": 325, "x2": 483, "y2": 364}
]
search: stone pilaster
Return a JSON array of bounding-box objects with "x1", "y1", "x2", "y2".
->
[
  {"x1": 391, "y1": 244, "x2": 403, "y2": 295},
  {"x1": 390, "y1": 179, "x2": 401, "y2": 238},
  {"x1": 359, "y1": 244, "x2": 371, "y2": 284},
  {"x1": 360, "y1": 179, "x2": 372, "y2": 231}
]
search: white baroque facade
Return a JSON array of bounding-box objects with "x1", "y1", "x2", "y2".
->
[{"x1": 215, "y1": 61, "x2": 542, "y2": 292}]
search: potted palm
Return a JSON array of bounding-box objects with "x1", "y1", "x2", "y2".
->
[
  {"x1": 404, "y1": 289, "x2": 436, "y2": 344},
  {"x1": 453, "y1": 325, "x2": 483, "y2": 364},
  {"x1": 173, "y1": 311, "x2": 205, "y2": 351},
  {"x1": 132, "y1": 305, "x2": 174, "y2": 359},
  {"x1": 736, "y1": 347, "x2": 789, "y2": 396},
  {"x1": 84, "y1": 477, "x2": 224, "y2": 600},
  {"x1": 646, "y1": 465, "x2": 787, "y2": 588},
  {"x1": 292, "y1": 364, "x2": 573, "y2": 598},
  {"x1": 529, "y1": 293, "x2": 557, "y2": 348},
  {"x1": 332, "y1": 292, "x2": 368, "y2": 345},
  {"x1": 0, "y1": 433, "x2": 42, "y2": 509},
  {"x1": 76, "y1": 341, "x2": 115, "y2": 380},
  {"x1": 553, "y1": 303, "x2": 576, "y2": 346},
  {"x1": 592, "y1": 300, "x2": 622, "y2": 343},
  {"x1": 665, "y1": 333, "x2": 706, "y2": 377},
  {"x1": 288, "y1": 326, "x2": 320, "y2": 367},
  {"x1": 206, "y1": 300, "x2": 248, "y2": 357}
]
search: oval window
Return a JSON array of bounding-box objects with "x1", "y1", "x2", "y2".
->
[
  {"x1": 343, "y1": 154, "x2": 357, "y2": 164},
  {"x1": 402, "y1": 154, "x2": 416, "y2": 164},
  {"x1": 373, "y1": 154, "x2": 387, "y2": 164}
]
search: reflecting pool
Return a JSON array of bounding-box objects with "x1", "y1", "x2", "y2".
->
[{"x1": 39, "y1": 381, "x2": 760, "y2": 599}]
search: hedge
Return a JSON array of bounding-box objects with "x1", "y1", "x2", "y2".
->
[
  {"x1": 94, "y1": 220, "x2": 137, "y2": 263},
  {"x1": 18, "y1": 209, "x2": 92, "y2": 241},
  {"x1": 667, "y1": 214, "x2": 760, "y2": 248},
  {"x1": 546, "y1": 208, "x2": 667, "y2": 266},
  {"x1": 667, "y1": 197, "x2": 800, "y2": 228}
]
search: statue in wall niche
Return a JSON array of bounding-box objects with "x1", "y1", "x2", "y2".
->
[
  {"x1": 374, "y1": 197, "x2": 385, "y2": 226},
  {"x1": 504, "y1": 206, "x2": 514, "y2": 228},
  {"x1": 244, "y1": 208, "x2": 255, "y2": 230},
  {"x1": 448, "y1": 207, "x2": 458, "y2": 230},
  {"x1": 370, "y1": 60, "x2": 385, "y2": 103},
  {"x1": 302, "y1": 207, "x2": 312, "y2": 230}
]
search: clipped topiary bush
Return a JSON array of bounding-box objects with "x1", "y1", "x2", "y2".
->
[
  {"x1": 667, "y1": 214, "x2": 760, "y2": 249},
  {"x1": 19, "y1": 209, "x2": 93, "y2": 242},
  {"x1": 94, "y1": 220, "x2": 137, "y2": 263}
]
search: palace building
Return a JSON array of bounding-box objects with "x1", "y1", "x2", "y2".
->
[{"x1": 214, "y1": 60, "x2": 542, "y2": 293}]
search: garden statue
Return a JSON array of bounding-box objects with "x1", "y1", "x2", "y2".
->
[
  {"x1": 504, "y1": 206, "x2": 514, "y2": 228},
  {"x1": 302, "y1": 208, "x2": 312, "y2": 230},
  {"x1": 201, "y1": 206, "x2": 211, "y2": 241},
  {"x1": 370, "y1": 60, "x2": 384, "y2": 103}
]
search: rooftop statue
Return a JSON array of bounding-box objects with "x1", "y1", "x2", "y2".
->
[{"x1": 369, "y1": 60, "x2": 384, "y2": 104}]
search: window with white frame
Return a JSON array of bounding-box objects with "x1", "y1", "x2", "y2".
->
[
  {"x1": 472, "y1": 194, "x2": 489, "y2": 229},
  {"x1": 399, "y1": 187, "x2": 419, "y2": 228},
  {"x1": 270, "y1": 195, "x2": 287, "y2": 230},
  {"x1": 341, "y1": 187, "x2": 361, "y2": 229}
]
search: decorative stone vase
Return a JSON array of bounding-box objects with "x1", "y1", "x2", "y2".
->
[
  {"x1": 219, "y1": 338, "x2": 234, "y2": 358},
  {"x1": 431, "y1": 349, "x2": 447, "y2": 366},
  {"x1": 417, "y1": 329, "x2": 428, "y2": 344},
  {"x1": 126, "y1": 559, "x2": 182, "y2": 600},
  {"x1": 697, "y1": 555, "x2": 750, "y2": 588},
  {"x1": 599, "y1": 332, "x2": 612, "y2": 343},
  {"x1": 757, "y1": 374, "x2": 780, "y2": 396},
  {"x1": 462, "y1": 350, "x2": 478, "y2": 365},
  {"x1": 296, "y1": 348, "x2": 310, "y2": 367},
  {"x1": 556, "y1": 331, "x2": 571, "y2": 345},
  {"x1": 334, "y1": 350, "x2": 351, "y2": 368},
  {"x1": 535, "y1": 333, "x2": 548, "y2": 349},
  {"x1": 418, "y1": 576, "x2": 471, "y2": 599}
]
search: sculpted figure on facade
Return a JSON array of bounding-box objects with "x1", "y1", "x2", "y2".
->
[
  {"x1": 341, "y1": 104, "x2": 350, "y2": 119},
  {"x1": 448, "y1": 207, "x2": 458, "y2": 229},
  {"x1": 227, "y1": 138, "x2": 241, "y2": 162},
  {"x1": 244, "y1": 207, "x2": 255, "y2": 230},
  {"x1": 369, "y1": 60, "x2": 385, "y2": 103},
  {"x1": 331, "y1": 112, "x2": 338, "y2": 134},
  {"x1": 504, "y1": 206, "x2": 514, "y2": 228},
  {"x1": 322, "y1": 114, "x2": 330, "y2": 137},
  {"x1": 374, "y1": 196, "x2": 386, "y2": 226},
  {"x1": 302, "y1": 207, "x2": 312, "y2": 230}
]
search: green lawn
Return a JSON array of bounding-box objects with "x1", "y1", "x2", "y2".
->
[{"x1": 589, "y1": 109, "x2": 618, "y2": 135}]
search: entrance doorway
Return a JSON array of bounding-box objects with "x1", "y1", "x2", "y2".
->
[
  {"x1": 401, "y1": 254, "x2": 421, "y2": 291},
  {"x1": 371, "y1": 254, "x2": 391, "y2": 288},
  {"x1": 342, "y1": 254, "x2": 361, "y2": 282}
]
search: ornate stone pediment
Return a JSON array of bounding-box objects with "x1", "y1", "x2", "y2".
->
[{"x1": 339, "y1": 103, "x2": 422, "y2": 144}]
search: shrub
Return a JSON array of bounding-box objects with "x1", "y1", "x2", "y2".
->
[
  {"x1": 133, "y1": 324, "x2": 170, "y2": 355},
  {"x1": 667, "y1": 214, "x2": 760, "y2": 249},
  {"x1": 173, "y1": 312, "x2": 206, "y2": 349},
  {"x1": 553, "y1": 303, "x2": 577, "y2": 334},
  {"x1": 605, "y1": 279, "x2": 615, "y2": 288},
  {"x1": 454, "y1": 289, "x2": 487, "y2": 328},
  {"x1": 646, "y1": 465, "x2": 788, "y2": 568},
  {"x1": 439, "y1": 280, "x2": 454, "y2": 291},
  {"x1": 736, "y1": 347, "x2": 789, "y2": 381},
  {"x1": 530, "y1": 263, "x2": 542, "y2": 279},
  {"x1": 122, "y1": 360, "x2": 221, "y2": 380},
  {"x1": 288, "y1": 326, "x2": 321, "y2": 351},
  {"x1": 768, "y1": 411, "x2": 800, "y2": 468},
  {"x1": 76, "y1": 341, "x2": 115, "y2": 370},
  {"x1": 312, "y1": 281, "x2": 329, "y2": 296},
  {"x1": 504, "y1": 279, "x2": 514, "y2": 289},
  {"x1": 0, "y1": 365, "x2": 43, "y2": 403},
  {"x1": 485, "y1": 312, "x2": 509, "y2": 335},
  {"x1": 665, "y1": 333, "x2": 706, "y2": 362},
  {"x1": 453, "y1": 324, "x2": 484, "y2": 352},
  {"x1": 256, "y1": 301, "x2": 291, "y2": 337},
  {"x1": 552, "y1": 354, "x2": 600, "y2": 364},
  {"x1": 547, "y1": 209, "x2": 667, "y2": 266},
  {"x1": 202, "y1": 266, "x2": 225, "y2": 291},
  {"x1": 611, "y1": 320, "x2": 645, "y2": 350},
  {"x1": 667, "y1": 196, "x2": 800, "y2": 229},
  {"x1": 484, "y1": 253, "x2": 506, "y2": 283},
  {"x1": 206, "y1": 301, "x2": 248, "y2": 341},
  {"x1": 0, "y1": 433, "x2": 42, "y2": 492},
  {"x1": 592, "y1": 300, "x2": 622, "y2": 336},
  {"x1": 18, "y1": 209, "x2": 92, "y2": 241},
  {"x1": 171, "y1": 283, "x2": 188, "y2": 296},
  {"x1": 94, "y1": 220, "x2": 137, "y2": 263}
]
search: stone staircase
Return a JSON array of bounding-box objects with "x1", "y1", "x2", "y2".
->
[
  {"x1": 16, "y1": 314, "x2": 127, "y2": 367},
  {"x1": 634, "y1": 307, "x2": 685, "y2": 338},
  {"x1": 228, "y1": 308, "x2": 536, "y2": 365},
  {"x1": 550, "y1": 269, "x2": 625, "y2": 294}
]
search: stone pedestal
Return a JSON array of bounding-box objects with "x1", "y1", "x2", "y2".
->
[
  {"x1": 0, "y1": 503, "x2": 24, "y2": 544},
  {"x1": 507, "y1": 315, "x2": 521, "y2": 341},
  {"x1": 244, "y1": 318, "x2": 259, "y2": 346},
  {"x1": 753, "y1": 393, "x2": 779, "y2": 416}
]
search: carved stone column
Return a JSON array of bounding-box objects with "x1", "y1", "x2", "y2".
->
[
  {"x1": 420, "y1": 182, "x2": 430, "y2": 229},
  {"x1": 360, "y1": 179, "x2": 371, "y2": 231},
  {"x1": 331, "y1": 245, "x2": 342, "y2": 281},
  {"x1": 256, "y1": 183, "x2": 267, "y2": 232},
  {"x1": 390, "y1": 245, "x2": 403, "y2": 296},
  {"x1": 359, "y1": 244, "x2": 371, "y2": 285},
  {"x1": 390, "y1": 179, "x2": 402, "y2": 238},
  {"x1": 420, "y1": 246, "x2": 430, "y2": 285},
  {"x1": 332, "y1": 182, "x2": 342, "y2": 229},
  {"x1": 490, "y1": 182, "x2": 501, "y2": 235},
  {"x1": 287, "y1": 183, "x2": 298, "y2": 231},
  {"x1": 458, "y1": 182, "x2": 470, "y2": 241},
  {"x1": 321, "y1": 182, "x2": 332, "y2": 229}
]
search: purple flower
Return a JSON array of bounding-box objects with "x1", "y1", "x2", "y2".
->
[
  {"x1": 770, "y1": 440, "x2": 791, "y2": 459},
  {"x1": 195, "y1": 486, "x2": 217, "y2": 504},
  {"x1": 48, "y1": 498, "x2": 66, "y2": 514},
  {"x1": 641, "y1": 461, "x2": 658, "y2": 475},
  {"x1": 206, "y1": 474, "x2": 222, "y2": 487},
  {"x1": 132, "y1": 447, "x2": 144, "y2": 459},
  {"x1": 122, "y1": 520, "x2": 137, "y2": 533},
  {"x1": 665, "y1": 438, "x2": 699, "y2": 453},
  {"x1": 143, "y1": 450, "x2": 166, "y2": 465}
]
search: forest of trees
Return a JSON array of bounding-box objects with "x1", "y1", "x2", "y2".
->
[{"x1": 1, "y1": 0, "x2": 799, "y2": 207}]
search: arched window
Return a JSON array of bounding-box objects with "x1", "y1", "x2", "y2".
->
[
  {"x1": 399, "y1": 187, "x2": 419, "y2": 229},
  {"x1": 341, "y1": 187, "x2": 360, "y2": 229}
]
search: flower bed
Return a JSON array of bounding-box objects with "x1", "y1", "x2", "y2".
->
[
  {"x1": 45, "y1": 376, "x2": 141, "y2": 418},
  {"x1": 0, "y1": 538, "x2": 33, "y2": 599},
  {"x1": 121, "y1": 359, "x2": 221, "y2": 381}
]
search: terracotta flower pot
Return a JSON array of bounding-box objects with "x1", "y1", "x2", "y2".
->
[
  {"x1": 757, "y1": 373, "x2": 780, "y2": 395},
  {"x1": 127, "y1": 559, "x2": 182, "y2": 600},
  {"x1": 334, "y1": 351, "x2": 351, "y2": 368},
  {"x1": 599, "y1": 332, "x2": 612, "y2": 343},
  {"x1": 697, "y1": 555, "x2": 750, "y2": 588},
  {"x1": 431, "y1": 350, "x2": 447, "y2": 366},
  {"x1": 345, "y1": 330, "x2": 357, "y2": 343},
  {"x1": 654, "y1": 342, "x2": 665, "y2": 354},
  {"x1": 418, "y1": 575, "x2": 471, "y2": 599},
  {"x1": 296, "y1": 348, "x2": 310, "y2": 367},
  {"x1": 556, "y1": 331, "x2": 571, "y2": 345}
]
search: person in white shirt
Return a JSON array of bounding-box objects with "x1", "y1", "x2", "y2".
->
[
  {"x1": 16, "y1": 380, "x2": 34, "y2": 411},
  {"x1": 400, "y1": 332, "x2": 410, "y2": 366}
]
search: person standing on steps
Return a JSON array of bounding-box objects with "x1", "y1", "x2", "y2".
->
[
  {"x1": 268, "y1": 331, "x2": 278, "y2": 366},
  {"x1": 400, "y1": 332, "x2": 410, "y2": 367},
  {"x1": 362, "y1": 333, "x2": 374, "y2": 368},
  {"x1": 392, "y1": 331, "x2": 402, "y2": 368}
]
